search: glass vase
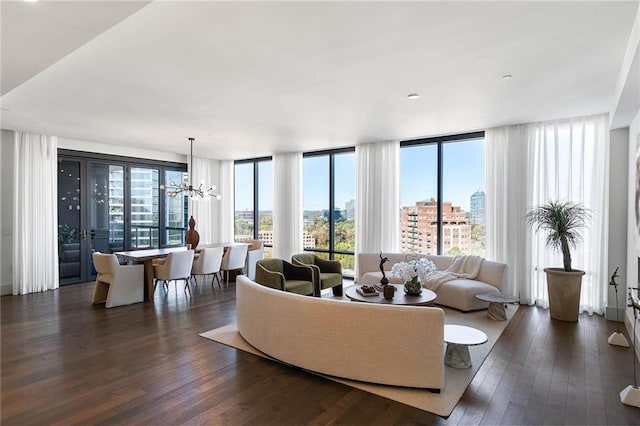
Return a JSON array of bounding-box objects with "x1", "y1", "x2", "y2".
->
[{"x1": 404, "y1": 276, "x2": 422, "y2": 295}]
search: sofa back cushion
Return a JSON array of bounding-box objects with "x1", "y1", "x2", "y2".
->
[{"x1": 357, "y1": 252, "x2": 507, "y2": 291}]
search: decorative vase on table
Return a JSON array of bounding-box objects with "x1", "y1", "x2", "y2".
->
[
  {"x1": 185, "y1": 215, "x2": 200, "y2": 249},
  {"x1": 404, "y1": 276, "x2": 422, "y2": 295},
  {"x1": 391, "y1": 257, "x2": 436, "y2": 297}
]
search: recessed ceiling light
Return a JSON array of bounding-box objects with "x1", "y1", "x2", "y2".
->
[
  {"x1": 407, "y1": 93, "x2": 420, "y2": 100},
  {"x1": 23, "y1": 0, "x2": 41, "y2": 3},
  {"x1": 501, "y1": 74, "x2": 513, "y2": 80}
]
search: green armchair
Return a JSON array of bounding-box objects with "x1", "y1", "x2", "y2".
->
[
  {"x1": 254, "y1": 258, "x2": 315, "y2": 296},
  {"x1": 291, "y1": 253, "x2": 343, "y2": 297}
]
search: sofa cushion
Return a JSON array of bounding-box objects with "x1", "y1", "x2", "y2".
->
[
  {"x1": 360, "y1": 271, "x2": 403, "y2": 285},
  {"x1": 435, "y1": 279, "x2": 499, "y2": 312},
  {"x1": 284, "y1": 279, "x2": 314, "y2": 296},
  {"x1": 319, "y1": 272, "x2": 342, "y2": 289}
]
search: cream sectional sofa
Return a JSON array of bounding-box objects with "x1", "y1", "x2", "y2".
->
[
  {"x1": 236, "y1": 275, "x2": 445, "y2": 390},
  {"x1": 357, "y1": 253, "x2": 508, "y2": 312}
]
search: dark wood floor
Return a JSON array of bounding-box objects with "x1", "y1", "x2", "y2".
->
[{"x1": 2, "y1": 280, "x2": 639, "y2": 425}]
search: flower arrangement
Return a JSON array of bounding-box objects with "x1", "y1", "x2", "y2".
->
[{"x1": 391, "y1": 257, "x2": 437, "y2": 284}]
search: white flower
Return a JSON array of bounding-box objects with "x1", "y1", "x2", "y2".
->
[{"x1": 391, "y1": 257, "x2": 437, "y2": 283}]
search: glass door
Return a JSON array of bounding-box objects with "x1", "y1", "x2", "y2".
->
[
  {"x1": 88, "y1": 163, "x2": 125, "y2": 279},
  {"x1": 58, "y1": 159, "x2": 84, "y2": 284},
  {"x1": 58, "y1": 158, "x2": 128, "y2": 284}
]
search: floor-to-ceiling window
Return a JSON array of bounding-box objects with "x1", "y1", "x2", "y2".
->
[
  {"x1": 234, "y1": 158, "x2": 273, "y2": 257},
  {"x1": 303, "y1": 149, "x2": 356, "y2": 276},
  {"x1": 164, "y1": 170, "x2": 189, "y2": 246},
  {"x1": 129, "y1": 167, "x2": 160, "y2": 248},
  {"x1": 399, "y1": 132, "x2": 485, "y2": 256}
]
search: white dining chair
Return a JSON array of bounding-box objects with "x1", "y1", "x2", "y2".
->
[
  {"x1": 191, "y1": 246, "x2": 224, "y2": 288},
  {"x1": 243, "y1": 240, "x2": 264, "y2": 281},
  {"x1": 220, "y1": 244, "x2": 248, "y2": 285},
  {"x1": 92, "y1": 252, "x2": 144, "y2": 308},
  {"x1": 153, "y1": 250, "x2": 195, "y2": 294}
]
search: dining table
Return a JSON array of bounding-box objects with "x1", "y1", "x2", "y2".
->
[{"x1": 115, "y1": 242, "x2": 247, "y2": 301}]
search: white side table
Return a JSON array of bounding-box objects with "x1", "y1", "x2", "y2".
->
[
  {"x1": 443, "y1": 324, "x2": 488, "y2": 369},
  {"x1": 475, "y1": 293, "x2": 519, "y2": 321}
]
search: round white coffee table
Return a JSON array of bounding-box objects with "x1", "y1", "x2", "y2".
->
[
  {"x1": 443, "y1": 324, "x2": 488, "y2": 369},
  {"x1": 475, "y1": 293, "x2": 519, "y2": 321}
]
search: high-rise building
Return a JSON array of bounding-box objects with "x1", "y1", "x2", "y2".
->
[
  {"x1": 400, "y1": 198, "x2": 471, "y2": 255},
  {"x1": 470, "y1": 189, "x2": 486, "y2": 224},
  {"x1": 345, "y1": 199, "x2": 355, "y2": 220}
]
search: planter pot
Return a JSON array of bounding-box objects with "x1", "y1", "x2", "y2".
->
[{"x1": 544, "y1": 267, "x2": 585, "y2": 322}]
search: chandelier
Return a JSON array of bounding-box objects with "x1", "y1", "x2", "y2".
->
[{"x1": 161, "y1": 137, "x2": 222, "y2": 199}]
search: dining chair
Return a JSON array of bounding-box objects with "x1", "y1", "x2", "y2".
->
[
  {"x1": 244, "y1": 240, "x2": 264, "y2": 281},
  {"x1": 153, "y1": 250, "x2": 195, "y2": 294},
  {"x1": 220, "y1": 244, "x2": 248, "y2": 285},
  {"x1": 191, "y1": 246, "x2": 224, "y2": 288},
  {"x1": 92, "y1": 252, "x2": 144, "y2": 308}
]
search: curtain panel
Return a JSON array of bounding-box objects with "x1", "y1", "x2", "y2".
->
[
  {"x1": 13, "y1": 132, "x2": 59, "y2": 294},
  {"x1": 272, "y1": 152, "x2": 303, "y2": 260},
  {"x1": 485, "y1": 125, "x2": 529, "y2": 299},
  {"x1": 218, "y1": 160, "x2": 235, "y2": 243},
  {"x1": 190, "y1": 156, "x2": 220, "y2": 244},
  {"x1": 355, "y1": 140, "x2": 400, "y2": 256},
  {"x1": 527, "y1": 114, "x2": 609, "y2": 314},
  {"x1": 486, "y1": 114, "x2": 609, "y2": 314}
]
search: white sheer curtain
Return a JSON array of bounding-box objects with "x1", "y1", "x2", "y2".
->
[
  {"x1": 13, "y1": 132, "x2": 59, "y2": 294},
  {"x1": 190, "y1": 156, "x2": 220, "y2": 244},
  {"x1": 527, "y1": 114, "x2": 609, "y2": 314},
  {"x1": 355, "y1": 141, "x2": 400, "y2": 255},
  {"x1": 272, "y1": 152, "x2": 303, "y2": 260},
  {"x1": 218, "y1": 160, "x2": 235, "y2": 242},
  {"x1": 485, "y1": 125, "x2": 529, "y2": 298}
]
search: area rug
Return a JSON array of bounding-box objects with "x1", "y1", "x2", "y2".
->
[{"x1": 199, "y1": 304, "x2": 518, "y2": 417}]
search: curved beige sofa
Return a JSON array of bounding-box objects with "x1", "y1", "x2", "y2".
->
[
  {"x1": 236, "y1": 275, "x2": 445, "y2": 390},
  {"x1": 357, "y1": 253, "x2": 508, "y2": 312}
]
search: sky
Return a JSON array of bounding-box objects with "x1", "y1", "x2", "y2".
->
[{"x1": 235, "y1": 139, "x2": 484, "y2": 212}]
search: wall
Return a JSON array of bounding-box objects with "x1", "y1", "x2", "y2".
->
[
  {"x1": 1, "y1": 130, "x2": 15, "y2": 295},
  {"x1": 608, "y1": 128, "x2": 630, "y2": 321},
  {"x1": 625, "y1": 110, "x2": 640, "y2": 360}
]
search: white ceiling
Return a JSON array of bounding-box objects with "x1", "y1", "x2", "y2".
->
[{"x1": 1, "y1": 1, "x2": 637, "y2": 160}]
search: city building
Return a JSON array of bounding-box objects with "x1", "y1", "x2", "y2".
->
[
  {"x1": 470, "y1": 190, "x2": 486, "y2": 224},
  {"x1": 345, "y1": 199, "x2": 355, "y2": 220},
  {"x1": 400, "y1": 198, "x2": 471, "y2": 255},
  {"x1": 256, "y1": 230, "x2": 316, "y2": 250}
]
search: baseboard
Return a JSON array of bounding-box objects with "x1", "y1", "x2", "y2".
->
[
  {"x1": 605, "y1": 306, "x2": 627, "y2": 322},
  {"x1": 1, "y1": 282, "x2": 12, "y2": 296}
]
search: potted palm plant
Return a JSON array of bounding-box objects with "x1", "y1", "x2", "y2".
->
[{"x1": 526, "y1": 200, "x2": 590, "y2": 321}]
